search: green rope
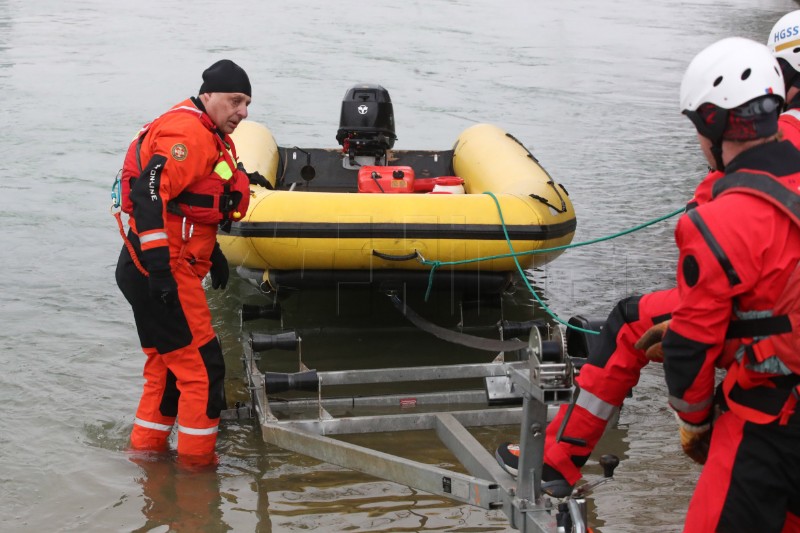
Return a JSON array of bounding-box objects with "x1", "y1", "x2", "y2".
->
[{"x1": 421, "y1": 192, "x2": 684, "y2": 335}]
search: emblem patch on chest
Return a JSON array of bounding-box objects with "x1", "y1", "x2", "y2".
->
[{"x1": 171, "y1": 143, "x2": 188, "y2": 161}]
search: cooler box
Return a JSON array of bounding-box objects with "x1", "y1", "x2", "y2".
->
[
  {"x1": 414, "y1": 176, "x2": 465, "y2": 194},
  {"x1": 358, "y1": 166, "x2": 415, "y2": 193},
  {"x1": 431, "y1": 176, "x2": 465, "y2": 194}
]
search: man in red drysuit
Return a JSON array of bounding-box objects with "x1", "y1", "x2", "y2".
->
[
  {"x1": 116, "y1": 59, "x2": 260, "y2": 467},
  {"x1": 644, "y1": 36, "x2": 800, "y2": 532},
  {"x1": 496, "y1": 14, "x2": 800, "y2": 501}
]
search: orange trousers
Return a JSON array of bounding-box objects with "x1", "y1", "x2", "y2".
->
[{"x1": 116, "y1": 240, "x2": 225, "y2": 466}]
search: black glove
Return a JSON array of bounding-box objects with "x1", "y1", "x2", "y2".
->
[
  {"x1": 247, "y1": 170, "x2": 270, "y2": 188},
  {"x1": 209, "y1": 243, "x2": 229, "y2": 290},
  {"x1": 238, "y1": 162, "x2": 270, "y2": 188},
  {"x1": 148, "y1": 269, "x2": 178, "y2": 307}
]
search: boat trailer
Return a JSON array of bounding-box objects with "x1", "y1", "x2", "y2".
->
[{"x1": 222, "y1": 302, "x2": 618, "y2": 532}]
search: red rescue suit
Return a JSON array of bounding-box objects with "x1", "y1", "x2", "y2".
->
[
  {"x1": 663, "y1": 140, "x2": 800, "y2": 532},
  {"x1": 115, "y1": 97, "x2": 249, "y2": 466},
  {"x1": 542, "y1": 112, "x2": 800, "y2": 488}
]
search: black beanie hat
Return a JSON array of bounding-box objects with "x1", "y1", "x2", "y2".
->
[{"x1": 199, "y1": 59, "x2": 251, "y2": 97}]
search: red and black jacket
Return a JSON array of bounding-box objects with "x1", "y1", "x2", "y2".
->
[{"x1": 664, "y1": 140, "x2": 800, "y2": 426}]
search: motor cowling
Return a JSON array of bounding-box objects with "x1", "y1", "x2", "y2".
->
[{"x1": 336, "y1": 84, "x2": 396, "y2": 158}]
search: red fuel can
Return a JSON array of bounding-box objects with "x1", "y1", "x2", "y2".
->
[{"x1": 357, "y1": 166, "x2": 415, "y2": 193}]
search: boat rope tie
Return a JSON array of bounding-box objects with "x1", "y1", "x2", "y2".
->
[
  {"x1": 387, "y1": 294, "x2": 529, "y2": 352},
  {"x1": 416, "y1": 191, "x2": 684, "y2": 335}
]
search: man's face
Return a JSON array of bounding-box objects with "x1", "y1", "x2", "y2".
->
[{"x1": 204, "y1": 92, "x2": 251, "y2": 134}]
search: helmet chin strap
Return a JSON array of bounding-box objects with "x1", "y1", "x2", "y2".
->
[
  {"x1": 710, "y1": 142, "x2": 725, "y2": 172},
  {"x1": 708, "y1": 108, "x2": 729, "y2": 172}
]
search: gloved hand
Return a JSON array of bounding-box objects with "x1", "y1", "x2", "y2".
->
[
  {"x1": 148, "y1": 269, "x2": 178, "y2": 307},
  {"x1": 247, "y1": 170, "x2": 270, "y2": 188},
  {"x1": 677, "y1": 416, "x2": 711, "y2": 465},
  {"x1": 238, "y1": 162, "x2": 270, "y2": 188},
  {"x1": 209, "y1": 242, "x2": 229, "y2": 290},
  {"x1": 634, "y1": 320, "x2": 671, "y2": 362}
]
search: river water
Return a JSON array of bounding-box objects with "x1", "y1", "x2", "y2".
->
[{"x1": 2, "y1": 1, "x2": 797, "y2": 531}]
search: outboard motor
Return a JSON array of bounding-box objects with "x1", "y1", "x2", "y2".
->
[{"x1": 336, "y1": 84, "x2": 396, "y2": 165}]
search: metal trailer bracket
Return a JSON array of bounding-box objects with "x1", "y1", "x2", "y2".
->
[{"x1": 232, "y1": 324, "x2": 592, "y2": 532}]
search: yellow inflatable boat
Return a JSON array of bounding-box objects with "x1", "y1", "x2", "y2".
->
[{"x1": 219, "y1": 85, "x2": 576, "y2": 296}]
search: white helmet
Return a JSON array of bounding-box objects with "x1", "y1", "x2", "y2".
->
[
  {"x1": 768, "y1": 10, "x2": 800, "y2": 76},
  {"x1": 680, "y1": 37, "x2": 784, "y2": 113},
  {"x1": 681, "y1": 37, "x2": 784, "y2": 169}
]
